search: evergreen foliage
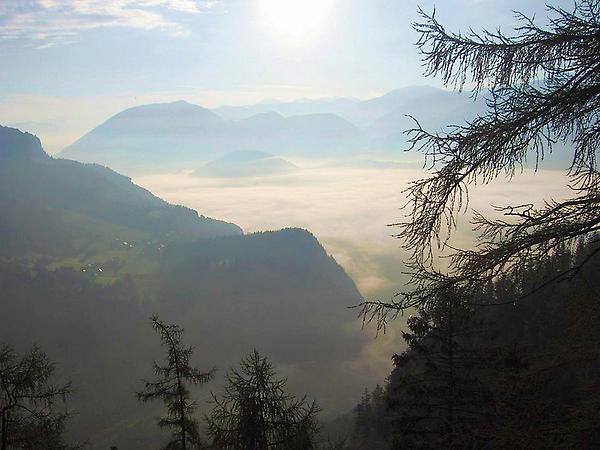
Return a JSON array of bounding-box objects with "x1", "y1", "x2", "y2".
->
[
  {"x1": 348, "y1": 237, "x2": 600, "y2": 448},
  {"x1": 0, "y1": 344, "x2": 72, "y2": 450},
  {"x1": 352, "y1": 3, "x2": 600, "y2": 446},
  {"x1": 388, "y1": 290, "x2": 489, "y2": 449},
  {"x1": 137, "y1": 317, "x2": 215, "y2": 450},
  {"x1": 360, "y1": 0, "x2": 600, "y2": 319},
  {"x1": 348, "y1": 385, "x2": 390, "y2": 450},
  {"x1": 206, "y1": 350, "x2": 319, "y2": 450}
]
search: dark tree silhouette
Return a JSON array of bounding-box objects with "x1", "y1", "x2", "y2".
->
[
  {"x1": 472, "y1": 237, "x2": 600, "y2": 447},
  {"x1": 387, "y1": 289, "x2": 490, "y2": 449},
  {"x1": 206, "y1": 350, "x2": 319, "y2": 450},
  {"x1": 137, "y1": 316, "x2": 215, "y2": 450},
  {"x1": 360, "y1": 0, "x2": 600, "y2": 323},
  {"x1": 359, "y1": 237, "x2": 600, "y2": 448},
  {"x1": 0, "y1": 344, "x2": 72, "y2": 450},
  {"x1": 348, "y1": 385, "x2": 390, "y2": 450}
]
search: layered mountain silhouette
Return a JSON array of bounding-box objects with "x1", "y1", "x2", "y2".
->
[
  {"x1": 0, "y1": 126, "x2": 367, "y2": 449},
  {"x1": 60, "y1": 101, "x2": 361, "y2": 174},
  {"x1": 59, "y1": 86, "x2": 487, "y2": 174},
  {"x1": 216, "y1": 85, "x2": 487, "y2": 131}
]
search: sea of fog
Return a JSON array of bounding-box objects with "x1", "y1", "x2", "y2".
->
[{"x1": 134, "y1": 160, "x2": 572, "y2": 403}]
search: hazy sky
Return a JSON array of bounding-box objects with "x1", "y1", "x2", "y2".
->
[{"x1": 0, "y1": 0, "x2": 572, "y2": 151}]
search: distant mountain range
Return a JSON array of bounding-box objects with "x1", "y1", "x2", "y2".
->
[
  {"x1": 212, "y1": 85, "x2": 469, "y2": 128},
  {"x1": 60, "y1": 101, "x2": 362, "y2": 174},
  {"x1": 0, "y1": 126, "x2": 367, "y2": 448},
  {"x1": 58, "y1": 86, "x2": 487, "y2": 174}
]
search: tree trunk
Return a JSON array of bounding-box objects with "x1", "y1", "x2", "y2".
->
[
  {"x1": 1, "y1": 408, "x2": 9, "y2": 450},
  {"x1": 177, "y1": 370, "x2": 187, "y2": 450},
  {"x1": 446, "y1": 299, "x2": 455, "y2": 448}
]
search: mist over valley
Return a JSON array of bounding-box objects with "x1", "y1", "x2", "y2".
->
[{"x1": 1, "y1": 1, "x2": 597, "y2": 448}]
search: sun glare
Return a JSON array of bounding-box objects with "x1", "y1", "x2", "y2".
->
[{"x1": 257, "y1": 0, "x2": 335, "y2": 43}]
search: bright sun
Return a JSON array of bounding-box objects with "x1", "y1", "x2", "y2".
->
[{"x1": 257, "y1": 0, "x2": 335, "y2": 43}]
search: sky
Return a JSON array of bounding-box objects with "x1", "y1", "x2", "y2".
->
[{"x1": 0, "y1": 0, "x2": 573, "y2": 152}]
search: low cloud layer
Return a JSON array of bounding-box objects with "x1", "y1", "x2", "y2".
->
[
  {"x1": 136, "y1": 165, "x2": 410, "y2": 294},
  {"x1": 134, "y1": 162, "x2": 573, "y2": 396},
  {"x1": 135, "y1": 164, "x2": 572, "y2": 295}
]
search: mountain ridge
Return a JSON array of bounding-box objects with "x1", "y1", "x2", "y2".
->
[
  {"x1": 0, "y1": 125, "x2": 49, "y2": 161},
  {"x1": 57, "y1": 86, "x2": 487, "y2": 174},
  {"x1": 59, "y1": 106, "x2": 363, "y2": 173},
  {"x1": 0, "y1": 125, "x2": 242, "y2": 259},
  {"x1": 193, "y1": 150, "x2": 299, "y2": 178}
]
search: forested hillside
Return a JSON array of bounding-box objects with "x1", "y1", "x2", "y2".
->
[
  {"x1": 0, "y1": 126, "x2": 366, "y2": 449},
  {"x1": 338, "y1": 239, "x2": 600, "y2": 449},
  {"x1": 336, "y1": 2, "x2": 600, "y2": 448},
  {"x1": 0, "y1": 125, "x2": 240, "y2": 260}
]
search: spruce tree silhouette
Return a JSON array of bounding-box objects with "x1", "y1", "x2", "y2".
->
[
  {"x1": 206, "y1": 350, "x2": 319, "y2": 450},
  {"x1": 137, "y1": 316, "x2": 215, "y2": 450},
  {"x1": 0, "y1": 344, "x2": 72, "y2": 450}
]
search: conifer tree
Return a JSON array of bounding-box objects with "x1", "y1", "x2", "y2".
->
[
  {"x1": 0, "y1": 344, "x2": 72, "y2": 450},
  {"x1": 360, "y1": 0, "x2": 600, "y2": 319},
  {"x1": 349, "y1": 385, "x2": 390, "y2": 450},
  {"x1": 387, "y1": 289, "x2": 489, "y2": 449},
  {"x1": 137, "y1": 316, "x2": 215, "y2": 450},
  {"x1": 206, "y1": 350, "x2": 319, "y2": 450}
]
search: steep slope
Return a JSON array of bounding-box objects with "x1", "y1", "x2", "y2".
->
[
  {"x1": 61, "y1": 101, "x2": 228, "y2": 172},
  {"x1": 0, "y1": 125, "x2": 241, "y2": 259},
  {"x1": 0, "y1": 126, "x2": 49, "y2": 161},
  {"x1": 0, "y1": 127, "x2": 368, "y2": 449}
]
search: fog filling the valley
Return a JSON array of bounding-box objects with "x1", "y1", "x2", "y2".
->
[{"x1": 134, "y1": 162, "x2": 573, "y2": 399}]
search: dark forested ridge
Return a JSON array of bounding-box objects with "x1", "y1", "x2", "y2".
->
[
  {"x1": 3, "y1": 1, "x2": 600, "y2": 447},
  {"x1": 0, "y1": 125, "x2": 240, "y2": 259},
  {"x1": 0, "y1": 125, "x2": 366, "y2": 449},
  {"x1": 336, "y1": 240, "x2": 600, "y2": 449},
  {"x1": 343, "y1": 1, "x2": 600, "y2": 447}
]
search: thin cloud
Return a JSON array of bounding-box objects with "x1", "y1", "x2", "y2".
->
[{"x1": 0, "y1": 0, "x2": 218, "y2": 45}]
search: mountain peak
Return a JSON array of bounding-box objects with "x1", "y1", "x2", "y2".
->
[
  {"x1": 0, "y1": 125, "x2": 49, "y2": 161},
  {"x1": 114, "y1": 100, "x2": 217, "y2": 118},
  {"x1": 194, "y1": 150, "x2": 299, "y2": 178}
]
